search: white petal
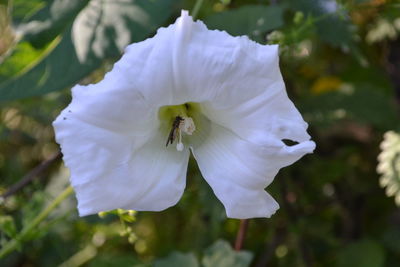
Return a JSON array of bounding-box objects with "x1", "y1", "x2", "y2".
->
[
  {"x1": 202, "y1": 85, "x2": 313, "y2": 147},
  {"x1": 112, "y1": 11, "x2": 285, "y2": 108},
  {"x1": 66, "y1": 66, "x2": 158, "y2": 136},
  {"x1": 191, "y1": 122, "x2": 315, "y2": 219},
  {"x1": 54, "y1": 113, "x2": 189, "y2": 215},
  {"x1": 126, "y1": 11, "x2": 312, "y2": 148},
  {"x1": 199, "y1": 44, "x2": 313, "y2": 146},
  {"x1": 171, "y1": 12, "x2": 284, "y2": 106}
]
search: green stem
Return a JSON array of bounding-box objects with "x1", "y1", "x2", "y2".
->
[
  {"x1": 0, "y1": 186, "x2": 74, "y2": 259},
  {"x1": 191, "y1": 0, "x2": 204, "y2": 20}
]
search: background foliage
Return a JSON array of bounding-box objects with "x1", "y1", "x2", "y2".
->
[{"x1": 1, "y1": 0, "x2": 399, "y2": 266}]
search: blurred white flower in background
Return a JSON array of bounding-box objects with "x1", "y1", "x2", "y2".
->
[{"x1": 53, "y1": 10, "x2": 315, "y2": 219}]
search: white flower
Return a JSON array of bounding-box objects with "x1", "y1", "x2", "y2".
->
[{"x1": 53, "y1": 10, "x2": 315, "y2": 219}]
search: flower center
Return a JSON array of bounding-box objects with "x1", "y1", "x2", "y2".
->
[{"x1": 158, "y1": 103, "x2": 199, "y2": 151}]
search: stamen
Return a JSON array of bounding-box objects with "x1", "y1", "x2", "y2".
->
[
  {"x1": 176, "y1": 142, "x2": 184, "y2": 151},
  {"x1": 176, "y1": 128, "x2": 184, "y2": 151},
  {"x1": 180, "y1": 117, "x2": 195, "y2": 135},
  {"x1": 165, "y1": 115, "x2": 196, "y2": 152}
]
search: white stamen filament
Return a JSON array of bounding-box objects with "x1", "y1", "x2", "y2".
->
[
  {"x1": 176, "y1": 128, "x2": 184, "y2": 151},
  {"x1": 176, "y1": 116, "x2": 195, "y2": 152}
]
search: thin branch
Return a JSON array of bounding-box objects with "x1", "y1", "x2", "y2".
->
[
  {"x1": 234, "y1": 219, "x2": 249, "y2": 251},
  {"x1": 1, "y1": 151, "x2": 62, "y2": 199}
]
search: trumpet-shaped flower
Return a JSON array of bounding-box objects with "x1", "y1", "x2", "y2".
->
[{"x1": 53, "y1": 11, "x2": 315, "y2": 219}]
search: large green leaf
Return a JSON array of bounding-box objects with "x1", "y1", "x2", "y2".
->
[
  {"x1": 299, "y1": 85, "x2": 398, "y2": 131},
  {"x1": 0, "y1": 39, "x2": 59, "y2": 80},
  {"x1": 154, "y1": 252, "x2": 199, "y2": 267},
  {"x1": 204, "y1": 5, "x2": 283, "y2": 43},
  {"x1": 12, "y1": 0, "x2": 49, "y2": 23},
  {"x1": 0, "y1": 31, "x2": 96, "y2": 101},
  {"x1": 0, "y1": 0, "x2": 176, "y2": 102},
  {"x1": 336, "y1": 240, "x2": 385, "y2": 267},
  {"x1": 153, "y1": 240, "x2": 252, "y2": 267},
  {"x1": 202, "y1": 240, "x2": 253, "y2": 267},
  {"x1": 87, "y1": 253, "x2": 146, "y2": 267}
]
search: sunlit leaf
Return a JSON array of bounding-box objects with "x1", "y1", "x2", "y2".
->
[
  {"x1": 0, "y1": 0, "x2": 176, "y2": 101},
  {"x1": 0, "y1": 31, "x2": 94, "y2": 101},
  {"x1": 0, "y1": 3, "x2": 16, "y2": 61},
  {"x1": 0, "y1": 39, "x2": 60, "y2": 80}
]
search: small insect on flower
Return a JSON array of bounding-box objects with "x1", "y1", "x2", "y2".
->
[
  {"x1": 166, "y1": 116, "x2": 184, "y2": 147},
  {"x1": 53, "y1": 10, "x2": 315, "y2": 219}
]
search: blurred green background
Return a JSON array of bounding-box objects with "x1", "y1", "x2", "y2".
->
[{"x1": 0, "y1": 0, "x2": 400, "y2": 266}]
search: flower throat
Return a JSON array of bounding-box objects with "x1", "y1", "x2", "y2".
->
[{"x1": 158, "y1": 103, "x2": 198, "y2": 151}]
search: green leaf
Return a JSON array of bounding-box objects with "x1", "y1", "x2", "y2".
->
[
  {"x1": 316, "y1": 16, "x2": 354, "y2": 47},
  {"x1": 336, "y1": 239, "x2": 385, "y2": 267},
  {"x1": 300, "y1": 85, "x2": 398, "y2": 131},
  {"x1": 0, "y1": 216, "x2": 17, "y2": 239},
  {"x1": 20, "y1": 191, "x2": 48, "y2": 242},
  {"x1": 0, "y1": 39, "x2": 59, "y2": 80},
  {"x1": 377, "y1": 131, "x2": 400, "y2": 206},
  {"x1": 204, "y1": 5, "x2": 284, "y2": 43},
  {"x1": 202, "y1": 240, "x2": 253, "y2": 267},
  {"x1": 0, "y1": 0, "x2": 176, "y2": 102},
  {"x1": 87, "y1": 253, "x2": 145, "y2": 267},
  {"x1": 12, "y1": 0, "x2": 47, "y2": 22},
  {"x1": 382, "y1": 227, "x2": 400, "y2": 253},
  {"x1": 154, "y1": 252, "x2": 199, "y2": 267},
  {"x1": 117, "y1": 209, "x2": 137, "y2": 223},
  {"x1": 287, "y1": 0, "x2": 355, "y2": 47},
  {"x1": 0, "y1": 31, "x2": 95, "y2": 101}
]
